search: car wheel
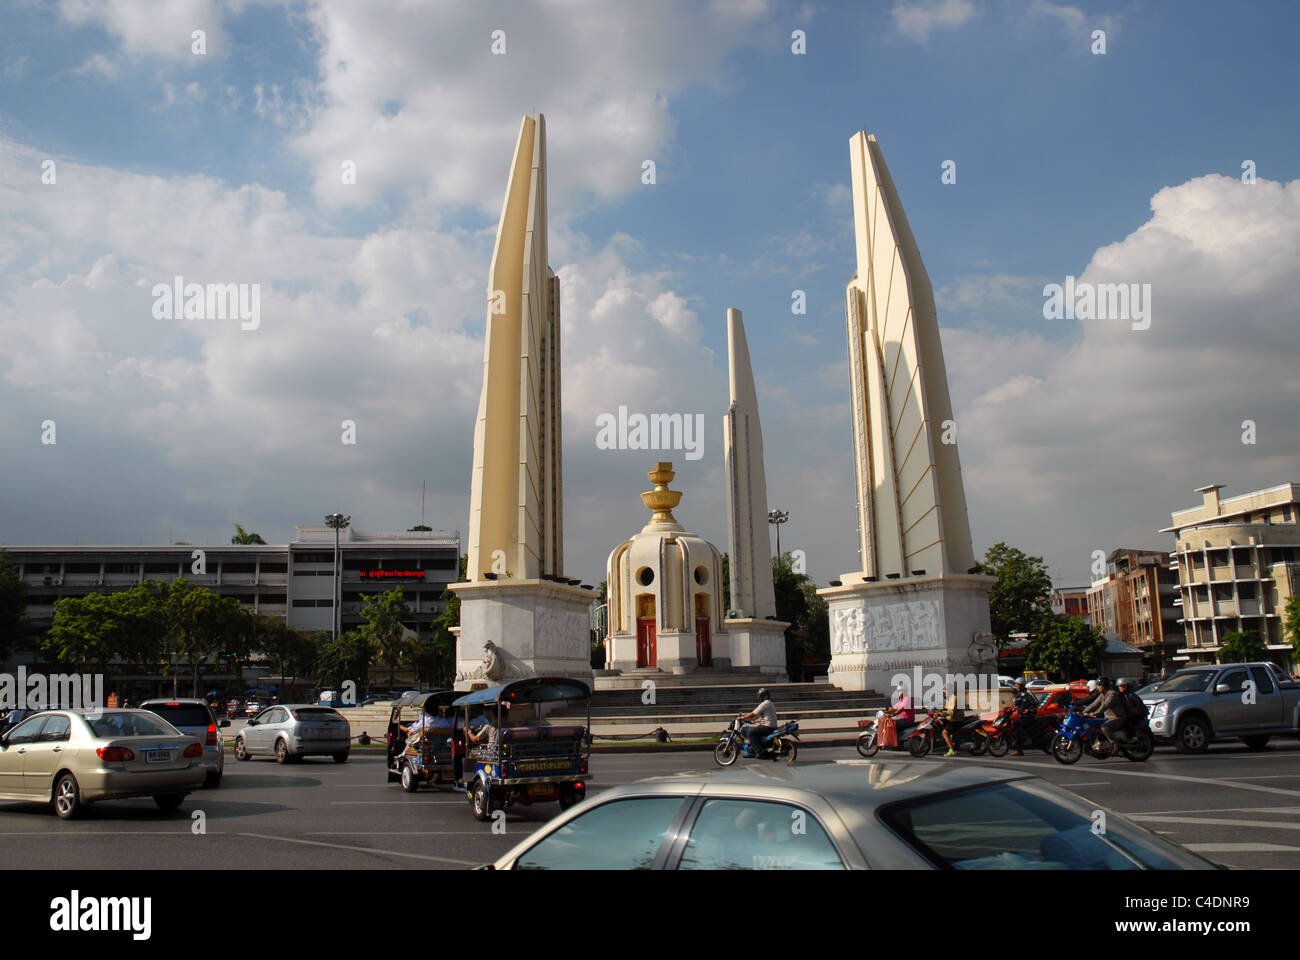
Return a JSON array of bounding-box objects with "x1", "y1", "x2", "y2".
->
[
  {"x1": 1241, "y1": 735, "x2": 1271, "y2": 750},
  {"x1": 856, "y1": 731, "x2": 879, "y2": 758},
  {"x1": 203, "y1": 771, "x2": 222, "y2": 788},
  {"x1": 985, "y1": 734, "x2": 1009, "y2": 757},
  {"x1": 154, "y1": 793, "x2": 186, "y2": 812},
  {"x1": 471, "y1": 780, "x2": 491, "y2": 821},
  {"x1": 275, "y1": 739, "x2": 289, "y2": 764},
  {"x1": 401, "y1": 763, "x2": 420, "y2": 793},
  {"x1": 332, "y1": 752, "x2": 349, "y2": 764},
  {"x1": 234, "y1": 737, "x2": 250, "y2": 761},
  {"x1": 1175, "y1": 717, "x2": 1211, "y2": 754},
  {"x1": 53, "y1": 772, "x2": 82, "y2": 820}
]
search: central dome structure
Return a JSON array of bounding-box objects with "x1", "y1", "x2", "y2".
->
[{"x1": 604, "y1": 463, "x2": 727, "y2": 673}]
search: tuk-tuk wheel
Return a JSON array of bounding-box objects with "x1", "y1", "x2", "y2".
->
[
  {"x1": 471, "y1": 780, "x2": 492, "y2": 821},
  {"x1": 401, "y1": 763, "x2": 420, "y2": 793},
  {"x1": 559, "y1": 785, "x2": 584, "y2": 811}
]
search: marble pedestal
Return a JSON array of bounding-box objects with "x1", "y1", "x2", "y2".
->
[
  {"x1": 450, "y1": 580, "x2": 595, "y2": 690},
  {"x1": 817, "y1": 574, "x2": 996, "y2": 694},
  {"x1": 723, "y1": 618, "x2": 790, "y2": 676}
]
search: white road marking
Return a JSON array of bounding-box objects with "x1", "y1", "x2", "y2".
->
[
  {"x1": 1129, "y1": 814, "x2": 1300, "y2": 831},
  {"x1": 1221, "y1": 774, "x2": 1300, "y2": 781},
  {"x1": 238, "y1": 832, "x2": 480, "y2": 866},
  {"x1": 330, "y1": 800, "x2": 467, "y2": 804},
  {"x1": 1185, "y1": 842, "x2": 1300, "y2": 853},
  {"x1": 1058, "y1": 781, "x2": 1110, "y2": 787},
  {"x1": 959, "y1": 757, "x2": 1300, "y2": 799},
  {"x1": 305, "y1": 831, "x2": 538, "y2": 836},
  {"x1": 1129, "y1": 806, "x2": 1300, "y2": 816}
]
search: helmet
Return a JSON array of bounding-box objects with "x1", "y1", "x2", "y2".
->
[
  {"x1": 1014, "y1": 678, "x2": 1026, "y2": 688},
  {"x1": 1097, "y1": 676, "x2": 1112, "y2": 689},
  {"x1": 1086, "y1": 680, "x2": 1098, "y2": 692},
  {"x1": 1117, "y1": 677, "x2": 1132, "y2": 688},
  {"x1": 756, "y1": 688, "x2": 770, "y2": 701}
]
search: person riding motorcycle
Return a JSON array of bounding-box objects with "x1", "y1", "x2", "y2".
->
[
  {"x1": 1116, "y1": 678, "x2": 1148, "y2": 735},
  {"x1": 1081, "y1": 676, "x2": 1129, "y2": 743},
  {"x1": 1010, "y1": 679, "x2": 1039, "y2": 756},
  {"x1": 739, "y1": 688, "x2": 777, "y2": 756},
  {"x1": 930, "y1": 686, "x2": 964, "y2": 757}
]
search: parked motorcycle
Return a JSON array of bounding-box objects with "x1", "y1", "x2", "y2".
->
[
  {"x1": 856, "y1": 710, "x2": 927, "y2": 757},
  {"x1": 985, "y1": 706, "x2": 1058, "y2": 757},
  {"x1": 1051, "y1": 704, "x2": 1153, "y2": 764},
  {"x1": 714, "y1": 715, "x2": 799, "y2": 766}
]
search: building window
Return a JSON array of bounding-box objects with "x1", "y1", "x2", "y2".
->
[
  {"x1": 294, "y1": 552, "x2": 334, "y2": 564},
  {"x1": 222, "y1": 562, "x2": 256, "y2": 574},
  {"x1": 259, "y1": 594, "x2": 286, "y2": 605},
  {"x1": 260, "y1": 562, "x2": 287, "y2": 573}
]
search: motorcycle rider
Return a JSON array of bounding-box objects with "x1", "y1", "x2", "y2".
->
[
  {"x1": 1117, "y1": 678, "x2": 1148, "y2": 735},
  {"x1": 1010, "y1": 679, "x2": 1039, "y2": 756},
  {"x1": 739, "y1": 687, "x2": 777, "y2": 756},
  {"x1": 881, "y1": 680, "x2": 916, "y2": 734},
  {"x1": 1082, "y1": 675, "x2": 1129, "y2": 743}
]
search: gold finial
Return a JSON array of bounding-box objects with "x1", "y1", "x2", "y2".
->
[{"x1": 641, "y1": 461, "x2": 682, "y2": 524}]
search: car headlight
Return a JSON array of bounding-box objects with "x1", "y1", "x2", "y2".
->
[{"x1": 1149, "y1": 700, "x2": 1168, "y2": 719}]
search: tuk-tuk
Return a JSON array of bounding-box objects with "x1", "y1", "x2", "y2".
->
[
  {"x1": 452, "y1": 677, "x2": 592, "y2": 821},
  {"x1": 386, "y1": 690, "x2": 459, "y2": 791}
]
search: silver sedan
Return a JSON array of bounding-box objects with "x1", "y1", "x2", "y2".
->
[
  {"x1": 486, "y1": 761, "x2": 1220, "y2": 870},
  {"x1": 233, "y1": 704, "x2": 351, "y2": 764},
  {"x1": 0, "y1": 709, "x2": 205, "y2": 819}
]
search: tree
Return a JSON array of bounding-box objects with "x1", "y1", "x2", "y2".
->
[
  {"x1": 1282, "y1": 595, "x2": 1300, "y2": 661},
  {"x1": 254, "y1": 616, "x2": 316, "y2": 682},
  {"x1": 408, "y1": 524, "x2": 433, "y2": 532},
  {"x1": 0, "y1": 551, "x2": 30, "y2": 660},
  {"x1": 427, "y1": 555, "x2": 468, "y2": 688},
  {"x1": 165, "y1": 579, "x2": 248, "y2": 696},
  {"x1": 772, "y1": 552, "x2": 830, "y2": 682},
  {"x1": 974, "y1": 542, "x2": 1054, "y2": 649},
  {"x1": 355, "y1": 587, "x2": 414, "y2": 685},
  {"x1": 1218, "y1": 630, "x2": 1266, "y2": 664},
  {"x1": 316, "y1": 631, "x2": 376, "y2": 689},
  {"x1": 231, "y1": 524, "x2": 266, "y2": 545},
  {"x1": 1025, "y1": 614, "x2": 1106, "y2": 680}
]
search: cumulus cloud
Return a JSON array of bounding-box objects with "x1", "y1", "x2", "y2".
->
[
  {"x1": 58, "y1": 0, "x2": 227, "y2": 60},
  {"x1": 892, "y1": 0, "x2": 977, "y2": 43}
]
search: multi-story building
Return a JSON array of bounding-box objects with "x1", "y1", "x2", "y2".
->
[
  {"x1": 1086, "y1": 549, "x2": 1181, "y2": 676},
  {"x1": 1162, "y1": 483, "x2": 1300, "y2": 670},
  {"x1": 3, "y1": 524, "x2": 460, "y2": 639},
  {"x1": 1051, "y1": 586, "x2": 1089, "y2": 619}
]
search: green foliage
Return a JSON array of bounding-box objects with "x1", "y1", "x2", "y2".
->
[
  {"x1": 254, "y1": 616, "x2": 317, "y2": 680},
  {"x1": 427, "y1": 554, "x2": 468, "y2": 688},
  {"x1": 0, "y1": 551, "x2": 30, "y2": 660},
  {"x1": 231, "y1": 524, "x2": 267, "y2": 545},
  {"x1": 1282, "y1": 595, "x2": 1300, "y2": 657},
  {"x1": 356, "y1": 587, "x2": 413, "y2": 684},
  {"x1": 974, "y1": 542, "x2": 1054, "y2": 648},
  {"x1": 1025, "y1": 614, "x2": 1107, "y2": 681},
  {"x1": 1218, "y1": 630, "x2": 1266, "y2": 664},
  {"x1": 773, "y1": 552, "x2": 830, "y2": 681},
  {"x1": 315, "y1": 631, "x2": 376, "y2": 689}
]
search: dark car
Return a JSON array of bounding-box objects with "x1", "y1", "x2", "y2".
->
[{"x1": 138, "y1": 698, "x2": 230, "y2": 787}]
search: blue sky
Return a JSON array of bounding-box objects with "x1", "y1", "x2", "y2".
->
[{"x1": 2, "y1": 0, "x2": 1299, "y2": 590}]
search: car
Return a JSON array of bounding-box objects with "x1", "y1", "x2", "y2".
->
[
  {"x1": 0, "y1": 708, "x2": 205, "y2": 819},
  {"x1": 137, "y1": 698, "x2": 230, "y2": 788},
  {"x1": 1142, "y1": 662, "x2": 1300, "y2": 753},
  {"x1": 243, "y1": 700, "x2": 261, "y2": 717},
  {"x1": 233, "y1": 704, "x2": 351, "y2": 764},
  {"x1": 997, "y1": 675, "x2": 1016, "y2": 688},
  {"x1": 484, "y1": 761, "x2": 1220, "y2": 870}
]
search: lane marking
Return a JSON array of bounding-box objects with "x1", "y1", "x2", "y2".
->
[
  {"x1": 330, "y1": 800, "x2": 467, "y2": 805},
  {"x1": 1184, "y1": 842, "x2": 1300, "y2": 853},
  {"x1": 237, "y1": 832, "x2": 480, "y2": 866},
  {"x1": 1220, "y1": 774, "x2": 1300, "y2": 781},
  {"x1": 305, "y1": 831, "x2": 538, "y2": 837},
  {"x1": 1058, "y1": 781, "x2": 1110, "y2": 787},
  {"x1": 1126, "y1": 806, "x2": 1300, "y2": 816},
  {"x1": 1129, "y1": 814, "x2": 1300, "y2": 832},
  {"x1": 954, "y1": 756, "x2": 1300, "y2": 799}
]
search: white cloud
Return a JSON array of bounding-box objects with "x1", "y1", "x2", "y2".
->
[
  {"x1": 892, "y1": 0, "x2": 977, "y2": 43},
  {"x1": 57, "y1": 0, "x2": 227, "y2": 60}
]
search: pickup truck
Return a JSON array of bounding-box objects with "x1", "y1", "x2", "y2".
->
[{"x1": 1142, "y1": 662, "x2": 1300, "y2": 753}]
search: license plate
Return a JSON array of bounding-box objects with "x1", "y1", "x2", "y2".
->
[
  {"x1": 527, "y1": 783, "x2": 553, "y2": 795},
  {"x1": 146, "y1": 749, "x2": 171, "y2": 763}
]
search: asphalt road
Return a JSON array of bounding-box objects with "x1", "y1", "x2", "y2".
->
[{"x1": 2, "y1": 739, "x2": 1299, "y2": 869}]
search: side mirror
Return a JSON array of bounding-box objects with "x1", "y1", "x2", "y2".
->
[
  {"x1": 247, "y1": 718, "x2": 258, "y2": 726},
  {"x1": 219, "y1": 719, "x2": 231, "y2": 728},
  {"x1": 1214, "y1": 684, "x2": 1230, "y2": 695}
]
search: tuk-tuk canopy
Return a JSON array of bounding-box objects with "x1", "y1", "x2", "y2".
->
[
  {"x1": 392, "y1": 689, "x2": 456, "y2": 710},
  {"x1": 452, "y1": 677, "x2": 590, "y2": 708}
]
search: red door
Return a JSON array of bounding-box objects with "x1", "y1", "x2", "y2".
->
[
  {"x1": 695, "y1": 618, "x2": 712, "y2": 667},
  {"x1": 636, "y1": 619, "x2": 657, "y2": 668}
]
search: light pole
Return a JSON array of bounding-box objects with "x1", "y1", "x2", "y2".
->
[
  {"x1": 324, "y1": 513, "x2": 351, "y2": 642},
  {"x1": 768, "y1": 508, "x2": 789, "y2": 560}
]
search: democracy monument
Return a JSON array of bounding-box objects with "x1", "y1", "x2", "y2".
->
[{"x1": 817, "y1": 132, "x2": 995, "y2": 693}]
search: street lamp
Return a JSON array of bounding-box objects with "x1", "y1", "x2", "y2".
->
[
  {"x1": 768, "y1": 508, "x2": 789, "y2": 560},
  {"x1": 324, "y1": 513, "x2": 351, "y2": 642}
]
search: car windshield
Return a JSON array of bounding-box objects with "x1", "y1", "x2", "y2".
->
[
  {"x1": 1153, "y1": 671, "x2": 1216, "y2": 693},
  {"x1": 878, "y1": 780, "x2": 1216, "y2": 870},
  {"x1": 88, "y1": 711, "x2": 181, "y2": 738}
]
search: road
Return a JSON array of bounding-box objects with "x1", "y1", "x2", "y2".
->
[{"x1": 2, "y1": 740, "x2": 1299, "y2": 869}]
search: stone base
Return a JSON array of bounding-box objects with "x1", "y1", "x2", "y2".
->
[
  {"x1": 449, "y1": 579, "x2": 595, "y2": 691},
  {"x1": 723, "y1": 618, "x2": 790, "y2": 676},
  {"x1": 817, "y1": 574, "x2": 996, "y2": 694}
]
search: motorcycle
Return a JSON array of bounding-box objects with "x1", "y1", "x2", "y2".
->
[
  {"x1": 985, "y1": 706, "x2": 1057, "y2": 757},
  {"x1": 1051, "y1": 704, "x2": 1153, "y2": 765},
  {"x1": 856, "y1": 710, "x2": 928, "y2": 757},
  {"x1": 714, "y1": 715, "x2": 799, "y2": 766}
]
